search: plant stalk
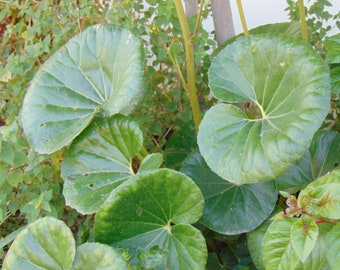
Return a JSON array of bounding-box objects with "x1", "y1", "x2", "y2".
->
[
  {"x1": 298, "y1": 0, "x2": 308, "y2": 42},
  {"x1": 236, "y1": 0, "x2": 249, "y2": 36},
  {"x1": 173, "y1": 0, "x2": 202, "y2": 132}
]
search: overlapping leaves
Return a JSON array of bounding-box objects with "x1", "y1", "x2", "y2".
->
[
  {"x1": 94, "y1": 169, "x2": 207, "y2": 269},
  {"x1": 20, "y1": 24, "x2": 144, "y2": 154},
  {"x1": 198, "y1": 34, "x2": 330, "y2": 185},
  {"x1": 61, "y1": 114, "x2": 142, "y2": 214}
]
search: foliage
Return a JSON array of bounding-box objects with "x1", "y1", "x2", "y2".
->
[{"x1": 1, "y1": 0, "x2": 340, "y2": 269}]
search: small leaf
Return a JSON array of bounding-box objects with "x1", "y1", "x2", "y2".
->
[
  {"x1": 61, "y1": 115, "x2": 142, "y2": 214},
  {"x1": 139, "y1": 153, "x2": 163, "y2": 172},
  {"x1": 291, "y1": 217, "x2": 318, "y2": 262},
  {"x1": 72, "y1": 242, "x2": 128, "y2": 270},
  {"x1": 2, "y1": 217, "x2": 75, "y2": 270},
  {"x1": 326, "y1": 222, "x2": 340, "y2": 270},
  {"x1": 94, "y1": 169, "x2": 207, "y2": 269},
  {"x1": 262, "y1": 218, "x2": 300, "y2": 270},
  {"x1": 298, "y1": 170, "x2": 340, "y2": 219}
]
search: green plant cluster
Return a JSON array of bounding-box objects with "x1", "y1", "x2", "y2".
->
[{"x1": 0, "y1": 0, "x2": 340, "y2": 269}]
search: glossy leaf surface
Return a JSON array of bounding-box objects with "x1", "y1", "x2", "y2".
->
[
  {"x1": 94, "y1": 169, "x2": 207, "y2": 269},
  {"x1": 61, "y1": 115, "x2": 142, "y2": 214},
  {"x1": 198, "y1": 35, "x2": 330, "y2": 184},
  {"x1": 262, "y1": 218, "x2": 300, "y2": 270},
  {"x1": 181, "y1": 151, "x2": 277, "y2": 234},
  {"x1": 277, "y1": 130, "x2": 340, "y2": 193},
  {"x1": 72, "y1": 243, "x2": 128, "y2": 270},
  {"x1": 298, "y1": 170, "x2": 340, "y2": 219},
  {"x1": 3, "y1": 217, "x2": 75, "y2": 270},
  {"x1": 21, "y1": 24, "x2": 144, "y2": 154}
]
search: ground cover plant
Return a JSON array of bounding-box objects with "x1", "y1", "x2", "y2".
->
[{"x1": 0, "y1": 0, "x2": 339, "y2": 269}]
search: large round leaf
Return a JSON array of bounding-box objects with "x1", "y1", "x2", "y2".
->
[
  {"x1": 2, "y1": 217, "x2": 75, "y2": 270},
  {"x1": 20, "y1": 24, "x2": 144, "y2": 154},
  {"x1": 73, "y1": 243, "x2": 128, "y2": 270},
  {"x1": 61, "y1": 114, "x2": 142, "y2": 214},
  {"x1": 277, "y1": 130, "x2": 340, "y2": 193},
  {"x1": 94, "y1": 169, "x2": 207, "y2": 269},
  {"x1": 198, "y1": 35, "x2": 330, "y2": 184},
  {"x1": 181, "y1": 151, "x2": 277, "y2": 234}
]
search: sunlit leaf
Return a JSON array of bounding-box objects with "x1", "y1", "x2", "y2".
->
[
  {"x1": 263, "y1": 218, "x2": 300, "y2": 270},
  {"x1": 61, "y1": 115, "x2": 142, "y2": 214},
  {"x1": 198, "y1": 35, "x2": 330, "y2": 184},
  {"x1": 291, "y1": 217, "x2": 318, "y2": 262},
  {"x1": 325, "y1": 34, "x2": 340, "y2": 64},
  {"x1": 21, "y1": 24, "x2": 144, "y2": 154},
  {"x1": 2, "y1": 217, "x2": 75, "y2": 270},
  {"x1": 72, "y1": 242, "x2": 128, "y2": 270},
  {"x1": 326, "y1": 222, "x2": 340, "y2": 270},
  {"x1": 94, "y1": 169, "x2": 207, "y2": 269},
  {"x1": 298, "y1": 170, "x2": 340, "y2": 219},
  {"x1": 139, "y1": 153, "x2": 163, "y2": 172}
]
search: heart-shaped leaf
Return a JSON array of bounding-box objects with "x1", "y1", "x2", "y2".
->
[
  {"x1": 61, "y1": 114, "x2": 142, "y2": 214},
  {"x1": 20, "y1": 24, "x2": 144, "y2": 154},
  {"x1": 198, "y1": 35, "x2": 330, "y2": 184},
  {"x1": 2, "y1": 217, "x2": 75, "y2": 270},
  {"x1": 181, "y1": 151, "x2": 277, "y2": 234},
  {"x1": 262, "y1": 218, "x2": 300, "y2": 270},
  {"x1": 73, "y1": 243, "x2": 128, "y2": 270},
  {"x1": 298, "y1": 169, "x2": 340, "y2": 219},
  {"x1": 94, "y1": 169, "x2": 207, "y2": 269},
  {"x1": 276, "y1": 130, "x2": 340, "y2": 193}
]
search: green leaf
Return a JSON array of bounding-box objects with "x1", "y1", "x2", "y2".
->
[
  {"x1": 72, "y1": 242, "x2": 128, "y2": 270},
  {"x1": 20, "y1": 24, "x2": 144, "y2": 154},
  {"x1": 164, "y1": 121, "x2": 197, "y2": 170},
  {"x1": 262, "y1": 218, "x2": 300, "y2": 270},
  {"x1": 198, "y1": 35, "x2": 330, "y2": 184},
  {"x1": 247, "y1": 206, "x2": 283, "y2": 270},
  {"x1": 325, "y1": 34, "x2": 340, "y2": 64},
  {"x1": 291, "y1": 217, "x2": 318, "y2": 262},
  {"x1": 2, "y1": 217, "x2": 75, "y2": 270},
  {"x1": 326, "y1": 222, "x2": 340, "y2": 270},
  {"x1": 139, "y1": 153, "x2": 163, "y2": 172},
  {"x1": 276, "y1": 130, "x2": 340, "y2": 193},
  {"x1": 298, "y1": 170, "x2": 340, "y2": 219},
  {"x1": 61, "y1": 115, "x2": 142, "y2": 214},
  {"x1": 94, "y1": 169, "x2": 207, "y2": 269},
  {"x1": 181, "y1": 151, "x2": 277, "y2": 234},
  {"x1": 295, "y1": 224, "x2": 330, "y2": 270},
  {"x1": 331, "y1": 66, "x2": 340, "y2": 94}
]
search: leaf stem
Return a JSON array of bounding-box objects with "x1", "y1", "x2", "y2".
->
[
  {"x1": 236, "y1": 0, "x2": 249, "y2": 36},
  {"x1": 173, "y1": 0, "x2": 202, "y2": 132},
  {"x1": 298, "y1": 0, "x2": 308, "y2": 42},
  {"x1": 192, "y1": 0, "x2": 205, "y2": 38}
]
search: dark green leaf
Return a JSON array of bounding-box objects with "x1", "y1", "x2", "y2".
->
[
  {"x1": 181, "y1": 151, "x2": 277, "y2": 234},
  {"x1": 277, "y1": 130, "x2": 340, "y2": 193}
]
